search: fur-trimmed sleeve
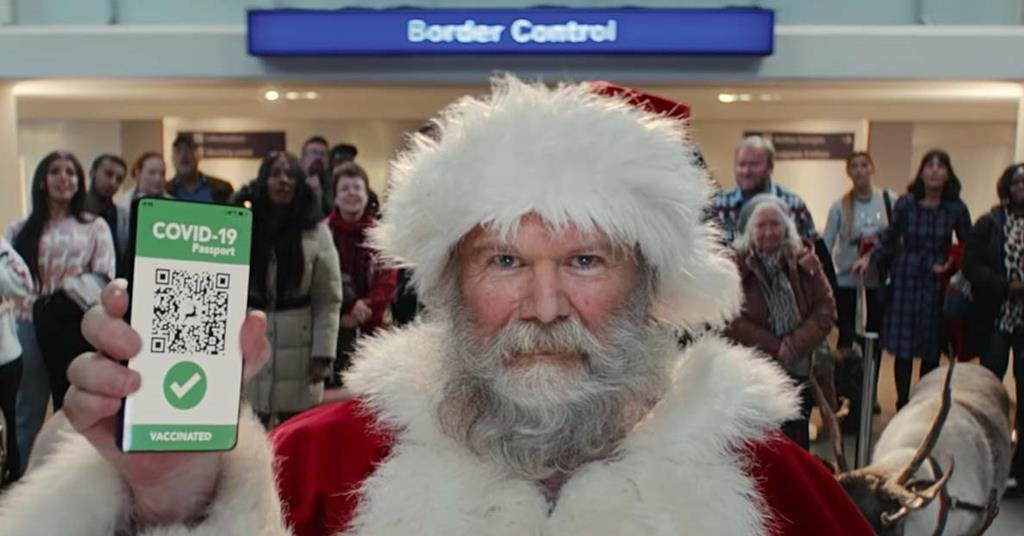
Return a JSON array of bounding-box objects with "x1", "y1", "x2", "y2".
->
[
  {"x1": 746, "y1": 433, "x2": 874, "y2": 536},
  {"x1": 269, "y1": 400, "x2": 392, "y2": 536},
  {"x1": 0, "y1": 408, "x2": 290, "y2": 536}
]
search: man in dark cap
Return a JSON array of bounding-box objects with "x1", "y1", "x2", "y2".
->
[
  {"x1": 329, "y1": 143, "x2": 358, "y2": 170},
  {"x1": 166, "y1": 134, "x2": 234, "y2": 204}
]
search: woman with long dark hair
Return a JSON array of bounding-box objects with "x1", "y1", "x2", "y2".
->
[
  {"x1": 234, "y1": 151, "x2": 342, "y2": 426},
  {"x1": 853, "y1": 149, "x2": 971, "y2": 409},
  {"x1": 963, "y1": 162, "x2": 1024, "y2": 490},
  {"x1": 4, "y1": 150, "x2": 115, "y2": 472}
]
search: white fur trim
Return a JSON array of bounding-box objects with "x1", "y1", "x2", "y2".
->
[
  {"x1": 0, "y1": 423, "x2": 130, "y2": 534},
  {"x1": 0, "y1": 407, "x2": 290, "y2": 536},
  {"x1": 368, "y1": 75, "x2": 741, "y2": 330},
  {"x1": 343, "y1": 324, "x2": 800, "y2": 535}
]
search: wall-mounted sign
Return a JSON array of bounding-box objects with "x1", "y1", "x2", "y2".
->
[
  {"x1": 744, "y1": 131, "x2": 855, "y2": 161},
  {"x1": 179, "y1": 131, "x2": 286, "y2": 159},
  {"x1": 248, "y1": 8, "x2": 774, "y2": 56}
]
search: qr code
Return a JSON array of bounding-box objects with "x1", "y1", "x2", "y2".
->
[{"x1": 150, "y1": 269, "x2": 230, "y2": 356}]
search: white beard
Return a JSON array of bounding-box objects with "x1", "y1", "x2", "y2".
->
[{"x1": 436, "y1": 282, "x2": 678, "y2": 482}]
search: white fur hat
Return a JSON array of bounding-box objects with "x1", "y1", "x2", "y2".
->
[{"x1": 369, "y1": 75, "x2": 741, "y2": 329}]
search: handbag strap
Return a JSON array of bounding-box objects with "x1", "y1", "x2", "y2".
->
[{"x1": 883, "y1": 190, "x2": 893, "y2": 224}]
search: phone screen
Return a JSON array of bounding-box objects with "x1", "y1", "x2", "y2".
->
[{"x1": 118, "y1": 198, "x2": 252, "y2": 452}]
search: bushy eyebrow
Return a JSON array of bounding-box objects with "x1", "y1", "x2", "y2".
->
[
  {"x1": 464, "y1": 239, "x2": 516, "y2": 259},
  {"x1": 465, "y1": 237, "x2": 618, "y2": 259}
]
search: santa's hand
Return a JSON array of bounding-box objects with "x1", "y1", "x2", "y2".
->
[{"x1": 63, "y1": 279, "x2": 270, "y2": 526}]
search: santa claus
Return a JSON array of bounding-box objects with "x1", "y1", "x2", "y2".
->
[{"x1": 0, "y1": 76, "x2": 873, "y2": 535}]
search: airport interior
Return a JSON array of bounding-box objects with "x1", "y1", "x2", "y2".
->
[{"x1": 1, "y1": 1, "x2": 1024, "y2": 534}]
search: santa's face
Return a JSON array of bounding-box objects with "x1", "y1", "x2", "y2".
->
[
  {"x1": 441, "y1": 216, "x2": 672, "y2": 480},
  {"x1": 456, "y1": 215, "x2": 639, "y2": 373}
]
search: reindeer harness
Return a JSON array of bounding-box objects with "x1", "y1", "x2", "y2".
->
[{"x1": 922, "y1": 456, "x2": 1000, "y2": 535}]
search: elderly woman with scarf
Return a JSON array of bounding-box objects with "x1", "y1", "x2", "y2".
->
[{"x1": 724, "y1": 194, "x2": 837, "y2": 449}]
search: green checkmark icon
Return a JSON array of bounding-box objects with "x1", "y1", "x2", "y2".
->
[{"x1": 163, "y1": 361, "x2": 207, "y2": 410}]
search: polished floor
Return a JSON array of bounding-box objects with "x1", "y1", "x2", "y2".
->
[{"x1": 809, "y1": 353, "x2": 1022, "y2": 534}]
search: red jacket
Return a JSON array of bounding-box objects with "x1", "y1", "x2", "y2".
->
[
  {"x1": 326, "y1": 211, "x2": 397, "y2": 333},
  {"x1": 270, "y1": 400, "x2": 874, "y2": 536}
]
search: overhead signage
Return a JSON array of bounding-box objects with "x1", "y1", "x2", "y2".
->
[
  {"x1": 179, "y1": 131, "x2": 286, "y2": 159},
  {"x1": 248, "y1": 8, "x2": 774, "y2": 56},
  {"x1": 744, "y1": 131, "x2": 855, "y2": 161}
]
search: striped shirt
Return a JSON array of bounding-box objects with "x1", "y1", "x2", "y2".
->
[{"x1": 707, "y1": 181, "x2": 818, "y2": 244}]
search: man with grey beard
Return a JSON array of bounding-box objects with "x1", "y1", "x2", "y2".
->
[
  {"x1": 0, "y1": 77, "x2": 873, "y2": 535},
  {"x1": 438, "y1": 261, "x2": 673, "y2": 491}
]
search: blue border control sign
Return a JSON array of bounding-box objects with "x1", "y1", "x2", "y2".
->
[{"x1": 248, "y1": 8, "x2": 773, "y2": 56}]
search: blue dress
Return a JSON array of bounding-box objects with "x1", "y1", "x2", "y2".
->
[{"x1": 873, "y1": 194, "x2": 971, "y2": 361}]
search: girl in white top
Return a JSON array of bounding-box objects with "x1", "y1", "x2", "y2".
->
[
  {"x1": 822, "y1": 152, "x2": 893, "y2": 351},
  {"x1": 5, "y1": 150, "x2": 115, "y2": 476}
]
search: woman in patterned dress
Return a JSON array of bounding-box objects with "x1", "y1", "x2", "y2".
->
[{"x1": 852, "y1": 149, "x2": 971, "y2": 409}]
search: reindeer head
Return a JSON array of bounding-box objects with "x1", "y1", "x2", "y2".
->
[
  {"x1": 837, "y1": 464, "x2": 952, "y2": 535},
  {"x1": 809, "y1": 360, "x2": 957, "y2": 533}
]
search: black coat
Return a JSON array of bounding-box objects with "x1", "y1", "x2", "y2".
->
[{"x1": 962, "y1": 206, "x2": 1008, "y2": 356}]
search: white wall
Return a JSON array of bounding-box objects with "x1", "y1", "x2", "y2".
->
[
  {"x1": 690, "y1": 118, "x2": 869, "y2": 231},
  {"x1": 867, "y1": 121, "x2": 915, "y2": 195},
  {"x1": 161, "y1": 117, "x2": 423, "y2": 195},
  {"x1": 0, "y1": 83, "x2": 21, "y2": 230}
]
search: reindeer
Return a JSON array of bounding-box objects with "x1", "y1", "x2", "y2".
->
[{"x1": 810, "y1": 359, "x2": 1014, "y2": 535}]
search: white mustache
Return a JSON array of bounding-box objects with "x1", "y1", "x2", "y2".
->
[{"x1": 486, "y1": 318, "x2": 597, "y2": 365}]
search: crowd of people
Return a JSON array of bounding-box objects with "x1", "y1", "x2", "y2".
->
[
  {"x1": 0, "y1": 132, "x2": 399, "y2": 483},
  {"x1": 709, "y1": 135, "x2": 1023, "y2": 490},
  {"x1": 0, "y1": 77, "x2": 1020, "y2": 534}
]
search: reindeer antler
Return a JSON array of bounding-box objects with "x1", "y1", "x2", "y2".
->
[
  {"x1": 894, "y1": 360, "x2": 956, "y2": 486},
  {"x1": 880, "y1": 457, "x2": 955, "y2": 527},
  {"x1": 807, "y1": 364, "x2": 849, "y2": 473}
]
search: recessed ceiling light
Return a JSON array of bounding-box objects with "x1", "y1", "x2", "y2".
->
[
  {"x1": 285, "y1": 91, "x2": 300, "y2": 100},
  {"x1": 304, "y1": 91, "x2": 319, "y2": 100},
  {"x1": 738, "y1": 94, "x2": 752, "y2": 102},
  {"x1": 718, "y1": 93, "x2": 738, "y2": 103},
  {"x1": 264, "y1": 89, "x2": 280, "y2": 101}
]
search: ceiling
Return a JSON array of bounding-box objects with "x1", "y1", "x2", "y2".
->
[{"x1": 13, "y1": 78, "x2": 1023, "y2": 123}]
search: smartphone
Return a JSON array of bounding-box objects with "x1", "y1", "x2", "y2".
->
[{"x1": 117, "y1": 198, "x2": 252, "y2": 452}]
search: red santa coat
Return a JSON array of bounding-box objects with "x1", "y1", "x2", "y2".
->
[
  {"x1": 0, "y1": 325, "x2": 874, "y2": 536},
  {"x1": 272, "y1": 400, "x2": 872, "y2": 536},
  {"x1": 269, "y1": 324, "x2": 874, "y2": 536}
]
